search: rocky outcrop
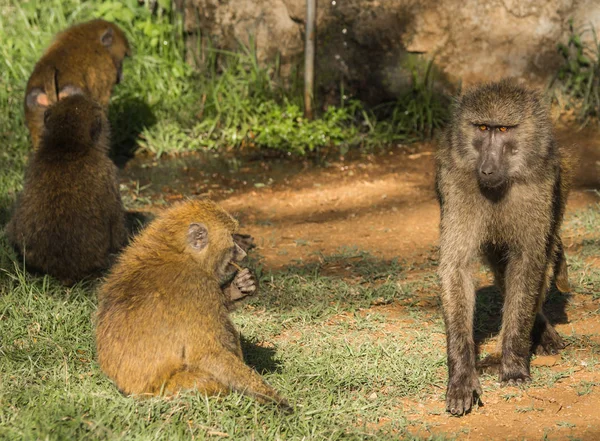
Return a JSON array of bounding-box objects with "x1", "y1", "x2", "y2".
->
[{"x1": 183, "y1": 0, "x2": 600, "y2": 103}]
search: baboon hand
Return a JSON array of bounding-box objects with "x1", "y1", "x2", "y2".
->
[
  {"x1": 446, "y1": 375, "x2": 482, "y2": 416},
  {"x1": 229, "y1": 268, "x2": 257, "y2": 301},
  {"x1": 232, "y1": 233, "x2": 255, "y2": 253}
]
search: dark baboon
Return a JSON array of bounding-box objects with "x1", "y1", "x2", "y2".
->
[
  {"x1": 95, "y1": 199, "x2": 289, "y2": 410},
  {"x1": 435, "y1": 80, "x2": 575, "y2": 416},
  {"x1": 25, "y1": 19, "x2": 131, "y2": 148},
  {"x1": 6, "y1": 94, "x2": 126, "y2": 284}
]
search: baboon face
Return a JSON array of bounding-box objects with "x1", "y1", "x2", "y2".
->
[
  {"x1": 470, "y1": 123, "x2": 516, "y2": 188},
  {"x1": 186, "y1": 222, "x2": 246, "y2": 280},
  {"x1": 450, "y1": 80, "x2": 553, "y2": 190}
]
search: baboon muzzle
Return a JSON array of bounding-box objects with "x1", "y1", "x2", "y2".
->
[{"x1": 477, "y1": 136, "x2": 506, "y2": 188}]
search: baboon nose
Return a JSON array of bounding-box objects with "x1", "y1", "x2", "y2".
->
[{"x1": 480, "y1": 166, "x2": 494, "y2": 176}]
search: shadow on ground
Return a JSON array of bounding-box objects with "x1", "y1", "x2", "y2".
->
[
  {"x1": 109, "y1": 95, "x2": 157, "y2": 167},
  {"x1": 241, "y1": 336, "x2": 283, "y2": 375}
]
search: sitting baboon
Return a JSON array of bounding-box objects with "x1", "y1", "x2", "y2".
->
[
  {"x1": 95, "y1": 199, "x2": 290, "y2": 410},
  {"x1": 6, "y1": 93, "x2": 126, "y2": 284},
  {"x1": 25, "y1": 19, "x2": 131, "y2": 148}
]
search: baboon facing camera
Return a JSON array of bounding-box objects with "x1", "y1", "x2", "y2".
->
[{"x1": 436, "y1": 80, "x2": 575, "y2": 416}]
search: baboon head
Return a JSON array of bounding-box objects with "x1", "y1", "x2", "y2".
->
[
  {"x1": 41, "y1": 93, "x2": 108, "y2": 152},
  {"x1": 186, "y1": 221, "x2": 247, "y2": 281},
  {"x1": 151, "y1": 199, "x2": 245, "y2": 281},
  {"x1": 97, "y1": 21, "x2": 132, "y2": 84},
  {"x1": 448, "y1": 79, "x2": 554, "y2": 191}
]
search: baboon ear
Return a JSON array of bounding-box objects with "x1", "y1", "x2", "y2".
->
[
  {"x1": 26, "y1": 89, "x2": 49, "y2": 109},
  {"x1": 58, "y1": 85, "x2": 83, "y2": 101},
  {"x1": 187, "y1": 223, "x2": 209, "y2": 250},
  {"x1": 101, "y1": 27, "x2": 114, "y2": 47},
  {"x1": 89, "y1": 116, "x2": 102, "y2": 143}
]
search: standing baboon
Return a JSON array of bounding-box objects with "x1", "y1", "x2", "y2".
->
[
  {"x1": 25, "y1": 19, "x2": 131, "y2": 148},
  {"x1": 6, "y1": 94, "x2": 126, "y2": 284},
  {"x1": 435, "y1": 79, "x2": 574, "y2": 416},
  {"x1": 95, "y1": 199, "x2": 290, "y2": 410}
]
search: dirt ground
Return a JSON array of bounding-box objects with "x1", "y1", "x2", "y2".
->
[{"x1": 121, "y1": 128, "x2": 600, "y2": 440}]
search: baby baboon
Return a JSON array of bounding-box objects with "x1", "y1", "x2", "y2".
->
[
  {"x1": 95, "y1": 199, "x2": 289, "y2": 410},
  {"x1": 435, "y1": 79, "x2": 574, "y2": 416},
  {"x1": 25, "y1": 19, "x2": 131, "y2": 148},
  {"x1": 6, "y1": 94, "x2": 126, "y2": 284}
]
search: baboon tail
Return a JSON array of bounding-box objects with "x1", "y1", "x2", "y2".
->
[
  {"x1": 207, "y1": 351, "x2": 292, "y2": 412},
  {"x1": 161, "y1": 368, "x2": 229, "y2": 397}
]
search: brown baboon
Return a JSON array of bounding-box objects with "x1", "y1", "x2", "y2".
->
[
  {"x1": 95, "y1": 199, "x2": 290, "y2": 410},
  {"x1": 6, "y1": 94, "x2": 126, "y2": 285},
  {"x1": 435, "y1": 79, "x2": 575, "y2": 416},
  {"x1": 25, "y1": 19, "x2": 131, "y2": 148}
]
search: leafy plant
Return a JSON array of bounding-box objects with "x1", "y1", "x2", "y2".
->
[{"x1": 552, "y1": 19, "x2": 600, "y2": 125}]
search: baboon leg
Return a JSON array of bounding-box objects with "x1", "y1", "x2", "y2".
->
[
  {"x1": 484, "y1": 244, "x2": 508, "y2": 358},
  {"x1": 530, "y1": 259, "x2": 565, "y2": 355},
  {"x1": 439, "y1": 239, "x2": 481, "y2": 416},
  {"x1": 553, "y1": 237, "x2": 570, "y2": 293},
  {"x1": 485, "y1": 245, "x2": 563, "y2": 356},
  {"x1": 206, "y1": 351, "x2": 291, "y2": 411},
  {"x1": 499, "y1": 251, "x2": 548, "y2": 384},
  {"x1": 531, "y1": 311, "x2": 565, "y2": 355},
  {"x1": 162, "y1": 368, "x2": 229, "y2": 396}
]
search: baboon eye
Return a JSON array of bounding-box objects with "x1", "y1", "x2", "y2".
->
[
  {"x1": 479, "y1": 125, "x2": 487, "y2": 131},
  {"x1": 498, "y1": 126, "x2": 508, "y2": 132}
]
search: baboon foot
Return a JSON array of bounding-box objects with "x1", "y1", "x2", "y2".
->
[
  {"x1": 445, "y1": 374, "x2": 482, "y2": 416},
  {"x1": 533, "y1": 324, "x2": 566, "y2": 356},
  {"x1": 499, "y1": 356, "x2": 531, "y2": 385},
  {"x1": 532, "y1": 315, "x2": 566, "y2": 356}
]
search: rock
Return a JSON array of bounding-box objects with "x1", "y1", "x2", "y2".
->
[
  {"x1": 531, "y1": 355, "x2": 561, "y2": 367},
  {"x1": 183, "y1": 0, "x2": 600, "y2": 103}
]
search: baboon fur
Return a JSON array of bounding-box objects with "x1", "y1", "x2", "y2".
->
[
  {"x1": 95, "y1": 199, "x2": 290, "y2": 410},
  {"x1": 25, "y1": 19, "x2": 131, "y2": 148},
  {"x1": 435, "y1": 79, "x2": 575, "y2": 416},
  {"x1": 6, "y1": 94, "x2": 126, "y2": 285}
]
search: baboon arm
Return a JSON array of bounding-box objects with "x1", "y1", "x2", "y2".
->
[
  {"x1": 438, "y1": 218, "x2": 481, "y2": 415},
  {"x1": 223, "y1": 283, "x2": 245, "y2": 302}
]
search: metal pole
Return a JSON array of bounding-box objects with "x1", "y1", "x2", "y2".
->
[{"x1": 304, "y1": 0, "x2": 316, "y2": 120}]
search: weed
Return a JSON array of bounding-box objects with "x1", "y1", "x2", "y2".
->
[{"x1": 551, "y1": 19, "x2": 600, "y2": 126}]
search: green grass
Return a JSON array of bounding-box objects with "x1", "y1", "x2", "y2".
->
[
  {"x1": 1, "y1": 220, "x2": 598, "y2": 439},
  {"x1": 0, "y1": 242, "x2": 451, "y2": 440}
]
